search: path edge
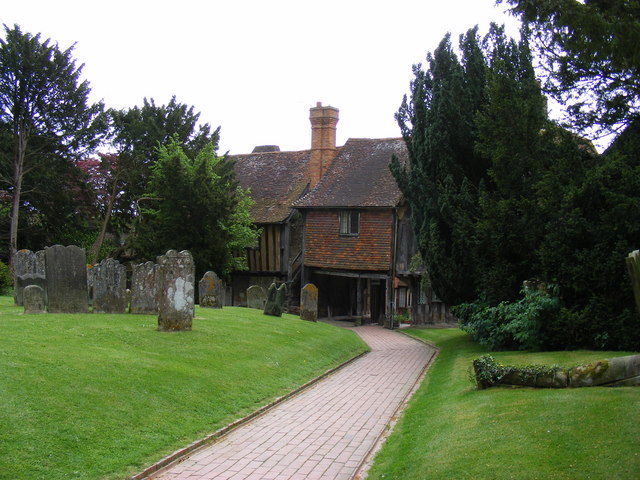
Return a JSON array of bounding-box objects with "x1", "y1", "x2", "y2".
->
[
  {"x1": 351, "y1": 330, "x2": 440, "y2": 480},
  {"x1": 131, "y1": 348, "x2": 369, "y2": 479}
]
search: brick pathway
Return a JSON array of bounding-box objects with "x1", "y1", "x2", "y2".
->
[{"x1": 148, "y1": 325, "x2": 436, "y2": 480}]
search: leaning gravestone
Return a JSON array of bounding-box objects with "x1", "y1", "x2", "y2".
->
[
  {"x1": 264, "y1": 283, "x2": 287, "y2": 317},
  {"x1": 199, "y1": 271, "x2": 225, "y2": 308},
  {"x1": 157, "y1": 250, "x2": 195, "y2": 331},
  {"x1": 23, "y1": 285, "x2": 46, "y2": 314},
  {"x1": 246, "y1": 285, "x2": 266, "y2": 309},
  {"x1": 16, "y1": 274, "x2": 47, "y2": 307},
  {"x1": 130, "y1": 261, "x2": 160, "y2": 314},
  {"x1": 93, "y1": 258, "x2": 127, "y2": 314},
  {"x1": 45, "y1": 245, "x2": 88, "y2": 313},
  {"x1": 300, "y1": 283, "x2": 319, "y2": 322}
]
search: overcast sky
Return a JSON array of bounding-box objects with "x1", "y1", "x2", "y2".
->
[{"x1": 3, "y1": 0, "x2": 521, "y2": 155}]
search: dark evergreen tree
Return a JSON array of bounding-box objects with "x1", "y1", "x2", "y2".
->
[
  {"x1": 498, "y1": 0, "x2": 640, "y2": 135},
  {"x1": 391, "y1": 28, "x2": 488, "y2": 305},
  {"x1": 89, "y1": 97, "x2": 220, "y2": 261},
  {"x1": 0, "y1": 24, "x2": 105, "y2": 269},
  {"x1": 130, "y1": 139, "x2": 259, "y2": 278},
  {"x1": 474, "y1": 25, "x2": 548, "y2": 303}
]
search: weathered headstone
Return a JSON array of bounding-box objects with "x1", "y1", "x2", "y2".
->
[
  {"x1": 300, "y1": 283, "x2": 319, "y2": 322},
  {"x1": 35, "y1": 250, "x2": 46, "y2": 276},
  {"x1": 13, "y1": 249, "x2": 37, "y2": 305},
  {"x1": 157, "y1": 250, "x2": 195, "y2": 331},
  {"x1": 45, "y1": 245, "x2": 88, "y2": 313},
  {"x1": 264, "y1": 282, "x2": 287, "y2": 317},
  {"x1": 93, "y1": 258, "x2": 127, "y2": 314},
  {"x1": 16, "y1": 274, "x2": 47, "y2": 307},
  {"x1": 246, "y1": 285, "x2": 266, "y2": 309},
  {"x1": 199, "y1": 271, "x2": 225, "y2": 308},
  {"x1": 130, "y1": 261, "x2": 160, "y2": 314},
  {"x1": 23, "y1": 285, "x2": 46, "y2": 314}
]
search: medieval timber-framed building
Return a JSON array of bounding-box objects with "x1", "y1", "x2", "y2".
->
[{"x1": 229, "y1": 102, "x2": 452, "y2": 326}]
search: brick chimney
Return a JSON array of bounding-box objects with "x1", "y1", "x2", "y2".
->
[{"x1": 309, "y1": 102, "x2": 339, "y2": 188}]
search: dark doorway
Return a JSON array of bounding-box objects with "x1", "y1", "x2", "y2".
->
[{"x1": 370, "y1": 280, "x2": 385, "y2": 324}]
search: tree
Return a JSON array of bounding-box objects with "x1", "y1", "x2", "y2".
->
[
  {"x1": 130, "y1": 138, "x2": 259, "y2": 278},
  {"x1": 87, "y1": 97, "x2": 219, "y2": 262},
  {"x1": 391, "y1": 28, "x2": 489, "y2": 305},
  {"x1": 473, "y1": 24, "x2": 549, "y2": 303},
  {"x1": 0, "y1": 24, "x2": 104, "y2": 270},
  {"x1": 498, "y1": 0, "x2": 640, "y2": 136}
]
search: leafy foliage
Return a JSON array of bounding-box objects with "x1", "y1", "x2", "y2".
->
[
  {"x1": 455, "y1": 286, "x2": 562, "y2": 351},
  {"x1": 0, "y1": 260, "x2": 11, "y2": 294},
  {"x1": 129, "y1": 139, "x2": 259, "y2": 278},
  {"x1": 0, "y1": 24, "x2": 105, "y2": 267},
  {"x1": 397, "y1": 25, "x2": 640, "y2": 350},
  {"x1": 498, "y1": 0, "x2": 640, "y2": 136}
]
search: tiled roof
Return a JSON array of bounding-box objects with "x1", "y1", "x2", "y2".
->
[
  {"x1": 294, "y1": 138, "x2": 407, "y2": 209},
  {"x1": 231, "y1": 150, "x2": 310, "y2": 224}
]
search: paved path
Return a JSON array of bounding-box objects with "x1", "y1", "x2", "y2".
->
[{"x1": 149, "y1": 325, "x2": 436, "y2": 480}]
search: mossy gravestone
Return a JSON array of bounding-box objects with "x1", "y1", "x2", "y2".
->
[
  {"x1": 199, "y1": 271, "x2": 224, "y2": 308},
  {"x1": 131, "y1": 261, "x2": 160, "y2": 314},
  {"x1": 247, "y1": 285, "x2": 266, "y2": 309},
  {"x1": 157, "y1": 250, "x2": 195, "y2": 331},
  {"x1": 264, "y1": 282, "x2": 287, "y2": 317},
  {"x1": 13, "y1": 249, "x2": 43, "y2": 306},
  {"x1": 45, "y1": 245, "x2": 88, "y2": 313},
  {"x1": 93, "y1": 258, "x2": 127, "y2": 314},
  {"x1": 23, "y1": 285, "x2": 46, "y2": 314},
  {"x1": 300, "y1": 283, "x2": 318, "y2": 322},
  {"x1": 15, "y1": 273, "x2": 46, "y2": 307}
]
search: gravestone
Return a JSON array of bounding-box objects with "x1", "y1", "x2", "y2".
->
[
  {"x1": 300, "y1": 283, "x2": 319, "y2": 322},
  {"x1": 157, "y1": 250, "x2": 195, "y2": 331},
  {"x1": 16, "y1": 274, "x2": 47, "y2": 307},
  {"x1": 23, "y1": 285, "x2": 46, "y2": 314},
  {"x1": 264, "y1": 282, "x2": 287, "y2": 317},
  {"x1": 35, "y1": 250, "x2": 46, "y2": 275},
  {"x1": 246, "y1": 285, "x2": 266, "y2": 309},
  {"x1": 130, "y1": 261, "x2": 160, "y2": 314},
  {"x1": 45, "y1": 245, "x2": 88, "y2": 313},
  {"x1": 13, "y1": 249, "x2": 37, "y2": 305},
  {"x1": 199, "y1": 271, "x2": 225, "y2": 308},
  {"x1": 93, "y1": 258, "x2": 127, "y2": 314}
]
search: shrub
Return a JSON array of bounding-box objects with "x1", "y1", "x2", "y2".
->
[
  {"x1": 455, "y1": 286, "x2": 562, "y2": 351},
  {"x1": 0, "y1": 260, "x2": 12, "y2": 295}
]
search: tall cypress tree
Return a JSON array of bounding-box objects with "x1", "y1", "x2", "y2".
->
[{"x1": 391, "y1": 28, "x2": 488, "y2": 305}]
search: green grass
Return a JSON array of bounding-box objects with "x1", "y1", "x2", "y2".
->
[
  {"x1": 0, "y1": 296, "x2": 367, "y2": 480},
  {"x1": 367, "y1": 328, "x2": 640, "y2": 480}
]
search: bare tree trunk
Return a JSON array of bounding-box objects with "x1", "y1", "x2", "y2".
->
[
  {"x1": 88, "y1": 192, "x2": 115, "y2": 265},
  {"x1": 8, "y1": 132, "x2": 27, "y2": 277}
]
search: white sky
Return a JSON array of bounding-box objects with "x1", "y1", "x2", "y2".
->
[{"x1": 3, "y1": 0, "x2": 521, "y2": 155}]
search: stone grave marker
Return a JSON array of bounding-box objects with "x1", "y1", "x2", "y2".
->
[
  {"x1": 157, "y1": 250, "x2": 195, "y2": 331},
  {"x1": 130, "y1": 261, "x2": 160, "y2": 314},
  {"x1": 93, "y1": 258, "x2": 127, "y2": 314},
  {"x1": 199, "y1": 271, "x2": 225, "y2": 308},
  {"x1": 264, "y1": 283, "x2": 287, "y2": 317},
  {"x1": 16, "y1": 274, "x2": 47, "y2": 307},
  {"x1": 23, "y1": 285, "x2": 46, "y2": 314},
  {"x1": 13, "y1": 249, "x2": 37, "y2": 305},
  {"x1": 246, "y1": 285, "x2": 266, "y2": 309},
  {"x1": 300, "y1": 283, "x2": 319, "y2": 322},
  {"x1": 45, "y1": 245, "x2": 88, "y2": 313}
]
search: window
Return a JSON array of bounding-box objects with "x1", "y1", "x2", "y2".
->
[{"x1": 339, "y1": 210, "x2": 360, "y2": 235}]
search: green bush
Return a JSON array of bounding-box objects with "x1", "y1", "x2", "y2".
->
[
  {"x1": 0, "y1": 260, "x2": 12, "y2": 295},
  {"x1": 455, "y1": 287, "x2": 562, "y2": 351}
]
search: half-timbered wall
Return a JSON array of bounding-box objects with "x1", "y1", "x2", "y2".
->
[{"x1": 246, "y1": 224, "x2": 284, "y2": 273}]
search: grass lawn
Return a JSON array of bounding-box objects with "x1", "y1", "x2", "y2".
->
[
  {"x1": 0, "y1": 296, "x2": 367, "y2": 480},
  {"x1": 367, "y1": 328, "x2": 640, "y2": 480}
]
